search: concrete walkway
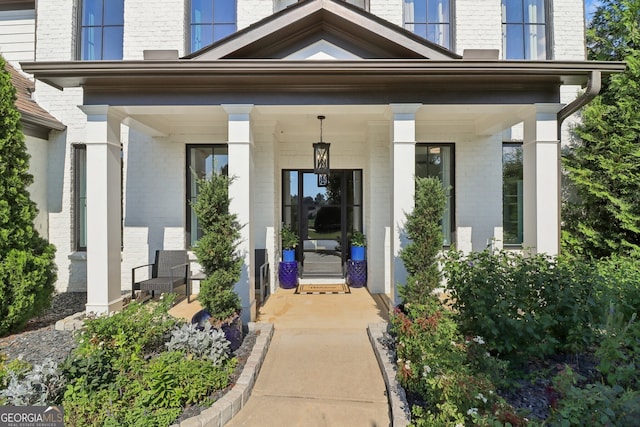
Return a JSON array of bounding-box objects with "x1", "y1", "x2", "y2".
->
[{"x1": 226, "y1": 287, "x2": 391, "y2": 427}]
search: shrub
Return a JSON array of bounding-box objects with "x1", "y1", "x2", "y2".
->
[
  {"x1": 399, "y1": 176, "x2": 447, "y2": 304},
  {"x1": 596, "y1": 255, "x2": 640, "y2": 322},
  {"x1": 165, "y1": 322, "x2": 230, "y2": 365},
  {"x1": 0, "y1": 57, "x2": 57, "y2": 335},
  {"x1": 62, "y1": 297, "x2": 237, "y2": 426},
  {"x1": 192, "y1": 173, "x2": 243, "y2": 322},
  {"x1": 390, "y1": 301, "x2": 522, "y2": 426},
  {"x1": 0, "y1": 358, "x2": 65, "y2": 405},
  {"x1": 442, "y1": 249, "x2": 603, "y2": 360}
]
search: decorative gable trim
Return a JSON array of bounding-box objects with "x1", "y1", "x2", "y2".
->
[{"x1": 185, "y1": 0, "x2": 460, "y2": 60}]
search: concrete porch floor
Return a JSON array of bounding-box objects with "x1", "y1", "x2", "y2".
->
[{"x1": 169, "y1": 286, "x2": 393, "y2": 426}]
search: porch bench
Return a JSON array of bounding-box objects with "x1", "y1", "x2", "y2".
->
[{"x1": 131, "y1": 250, "x2": 190, "y2": 301}]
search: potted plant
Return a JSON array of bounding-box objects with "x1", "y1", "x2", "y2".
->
[
  {"x1": 350, "y1": 230, "x2": 366, "y2": 261},
  {"x1": 191, "y1": 173, "x2": 243, "y2": 350},
  {"x1": 280, "y1": 224, "x2": 299, "y2": 262}
]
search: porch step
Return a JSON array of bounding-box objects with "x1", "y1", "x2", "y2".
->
[{"x1": 298, "y1": 277, "x2": 346, "y2": 285}]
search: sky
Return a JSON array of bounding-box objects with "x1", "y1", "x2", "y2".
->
[{"x1": 585, "y1": 0, "x2": 602, "y2": 19}]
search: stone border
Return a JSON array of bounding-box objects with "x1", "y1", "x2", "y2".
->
[
  {"x1": 173, "y1": 322, "x2": 274, "y2": 427},
  {"x1": 368, "y1": 322, "x2": 411, "y2": 427}
]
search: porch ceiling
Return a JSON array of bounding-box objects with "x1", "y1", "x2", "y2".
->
[{"x1": 115, "y1": 104, "x2": 529, "y2": 140}]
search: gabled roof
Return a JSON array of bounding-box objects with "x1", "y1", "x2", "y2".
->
[
  {"x1": 3, "y1": 60, "x2": 65, "y2": 139},
  {"x1": 186, "y1": 0, "x2": 460, "y2": 60}
]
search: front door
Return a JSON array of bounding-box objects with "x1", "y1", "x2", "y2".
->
[{"x1": 282, "y1": 170, "x2": 362, "y2": 278}]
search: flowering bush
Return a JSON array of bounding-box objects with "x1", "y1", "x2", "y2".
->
[{"x1": 391, "y1": 300, "x2": 525, "y2": 426}]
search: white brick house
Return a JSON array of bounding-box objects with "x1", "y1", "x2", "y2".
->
[{"x1": 4, "y1": 0, "x2": 625, "y2": 321}]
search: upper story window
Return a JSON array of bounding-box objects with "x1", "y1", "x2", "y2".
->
[
  {"x1": 403, "y1": 0, "x2": 453, "y2": 50},
  {"x1": 501, "y1": 0, "x2": 550, "y2": 59},
  {"x1": 190, "y1": 0, "x2": 237, "y2": 53},
  {"x1": 79, "y1": 0, "x2": 124, "y2": 60}
]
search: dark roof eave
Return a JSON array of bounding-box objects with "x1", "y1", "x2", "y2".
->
[
  {"x1": 21, "y1": 110, "x2": 67, "y2": 132},
  {"x1": 21, "y1": 59, "x2": 627, "y2": 90}
]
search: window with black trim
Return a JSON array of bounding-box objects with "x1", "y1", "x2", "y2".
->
[
  {"x1": 79, "y1": 0, "x2": 124, "y2": 60},
  {"x1": 501, "y1": 0, "x2": 550, "y2": 59},
  {"x1": 415, "y1": 144, "x2": 455, "y2": 246},
  {"x1": 74, "y1": 145, "x2": 87, "y2": 251},
  {"x1": 190, "y1": 0, "x2": 237, "y2": 53},
  {"x1": 403, "y1": 0, "x2": 453, "y2": 50},
  {"x1": 503, "y1": 143, "x2": 523, "y2": 245},
  {"x1": 186, "y1": 145, "x2": 229, "y2": 247}
]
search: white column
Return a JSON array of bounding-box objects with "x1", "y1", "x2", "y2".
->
[
  {"x1": 222, "y1": 104, "x2": 255, "y2": 323},
  {"x1": 80, "y1": 105, "x2": 123, "y2": 314},
  {"x1": 523, "y1": 104, "x2": 561, "y2": 255},
  {"x1": 390, "y1": 103, "x2": 421, "y2": 304}
]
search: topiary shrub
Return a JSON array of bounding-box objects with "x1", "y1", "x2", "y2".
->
[
  {"x1": 399, "y1": 176, "x2": 447, "y2": 305},
  {"x1": 0, "y1": 57, "x2": 57, "y2": 336},
  {"x1": 191, "y1": 173, "x2": 242, "y2": 322}
]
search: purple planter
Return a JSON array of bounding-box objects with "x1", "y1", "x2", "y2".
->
[
  {"x1": 279, "y1": 261, "x2": 298, "y2": 289},
  {"x1": 347, "y1": 260, "x2": 367, "y2": 288},
  {"x1": 191, "y1": 310, "x2": 244, "y2": 352}
]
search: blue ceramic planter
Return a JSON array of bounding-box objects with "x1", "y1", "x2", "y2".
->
[
  {"x1": 350, "y1": 245, "x2": 365, "y2": 261},
  {"x1": 283, "y1": 248, "x2": 296, "y2": 262}
]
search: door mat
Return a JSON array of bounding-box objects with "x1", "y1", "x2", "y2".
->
[{"x1": 295, "y1": 283, "x2": 351, "y2": 294}]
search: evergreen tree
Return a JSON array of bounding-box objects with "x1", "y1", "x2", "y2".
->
[
  {"x1": 562, "y1": 0, "x2": 640, "y2": 259},
  {"x1": 399, "y1": 176, "x2": 447, "y2": 304},
  {"x1": 0, "y1": 57, "x2": 57, "y2": 335},
  {"x1": 192, "y1": 173, "x2": 242, "y2": 322}
]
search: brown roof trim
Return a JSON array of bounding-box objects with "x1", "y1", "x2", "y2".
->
[
  {"x1": 20, "y1": 59, "x2": 626, "y2": 90},
  {"x1": 0, "y1": 0, "x2": 34, "y2": 11},
  {"x1": 4, "y1": 60, "x2": 66, "y2": 136}
]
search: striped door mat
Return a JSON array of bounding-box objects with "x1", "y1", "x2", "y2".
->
[{"x1": 295, "y1": 283, "x2": 351, "y2": 294}]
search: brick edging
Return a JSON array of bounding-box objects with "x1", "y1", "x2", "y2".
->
[
  {"x1": 367, "y1": 322, "x2": 411, "y2": 427},
  {"x1": 174, "y1": 322, "x2": 275, "y2": 427}
]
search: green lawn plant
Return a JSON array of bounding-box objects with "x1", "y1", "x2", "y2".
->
[
  {"x1": 61, "y1": 296, "x2": 237, "y2": 426},
  {"x1": 350, "y1": 230, "x2": 366, "y2": 247},
  {"x1": 0, "y1": 56, "x2": 57, "y2": 335},
  {"x1": 280, "y1": 224, "x2": 299, "y2": 250},
  {"x1": 442, "y1": 249, "x2": 603, "y2": 361},
  {"x1": 192, "y1": 173, "x2": 243, "y2": 322}
]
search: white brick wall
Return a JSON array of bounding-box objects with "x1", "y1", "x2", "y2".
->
[
  {"x1": 552, "y1": 0, "x2": 586, "y2": 61},
  {"x1": 25, "y1": 135, "x2": 49, "y2": 238},
  {"x1": 124, "y1": 0, "x2": 186, "y2": 59},
  {"x1": 370, "y1": 0, "x2": 402, "y2": 27},
  {"x1": 455, "y1": 0, "x2": 502, "y2": 55},
  {"x1": 237, "y1": 0, "x2": 272, "y2": 30}
]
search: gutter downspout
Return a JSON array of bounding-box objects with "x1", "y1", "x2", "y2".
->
[{"x1": 556, "y1": 70, "x2": 601, "y2": 140}]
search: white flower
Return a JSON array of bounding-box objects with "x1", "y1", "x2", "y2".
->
[
  {"x1": 422, "y1": 365, "x2": 432, "y2": 377},
  {"x1": 467, "y1": 407, "x2": 478, "y2": 416},
  {"x1": 455, "y1": 424, "x2": 464, "y2": 427},
  {"x1": 475, "y1": 393, "x2": 487, "y2": 403},
  {"x1": 473, "y1": 336, "x2": 485, "y2": 345}
]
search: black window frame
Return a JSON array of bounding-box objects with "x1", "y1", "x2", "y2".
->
[
  {"x1": 73, "y1": 144, "x2": 87, "y2": 251},
  {"x1": 185, "y1": 144, "x2": 229, "y2": 247},
  {"x1": 403, "y1": 0, "x2": 455, "y2": 51},
  {"x1": 188, "y1": 0, "x2": 237, "y2": 54},
  {"x1": 415, "y1": 143, "x2": 456, "y2": 247},
  {"x1": 77, "y1": 0, "x2": 124, "y2": 60},
  {"x1": 501, "y1": 0, "x2": 553, "y2": 60},
  {"x1": 502, "y1": 142, "x2": 524, "y2": 246}
]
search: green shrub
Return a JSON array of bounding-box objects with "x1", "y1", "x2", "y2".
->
[
  {"x1": 390, "y1": 301, "x2": 522, "y2": 426},
  {"x1": 192, "y1": 173, "x2": 242, "y2": 322},
  {"x1": 399, "y1": 176, "x2": 447, "y2": 304},
  {"x1": 0, "y1": 57, "x2": 57, "y2": 336},
  {"x1": 596, "y1": 255, "x2": 640, "y2": 322},
  {"x1": 442, "y1": 249, "x2": 603, "y2": 360},
  {"x1": 62, "y1": 296, "x2": 237, "y2": 426}
]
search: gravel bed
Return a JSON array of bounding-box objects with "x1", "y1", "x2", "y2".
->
[{"x1": 0, "y1": 292, "x2": 87, "y2": 365}]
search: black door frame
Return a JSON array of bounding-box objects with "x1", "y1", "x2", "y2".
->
[{"x1": 282, "y1": 169, "x2": 363, "y2": 274}]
